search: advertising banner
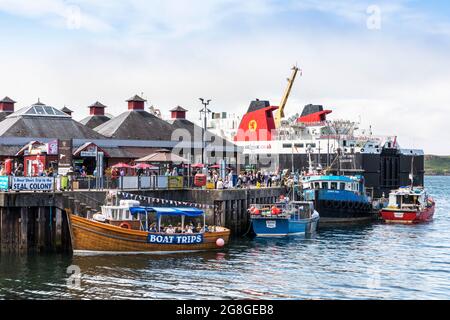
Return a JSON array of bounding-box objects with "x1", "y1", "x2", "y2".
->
[
  {"x1": 11, "y1": 177, "x2": 54, "y2": 191},
  {"x1": 0, "y1": 176, "x2": 9, "y2": 191}
]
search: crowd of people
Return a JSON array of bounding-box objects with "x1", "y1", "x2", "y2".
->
[
  {"x1": 198, "y1": 169, "x2": 284, "y2": 189},
  {"x1": 148, "y1": 222, "x2": 210, "y2": 234},
  {"x1": 1, "y1": 160, "x2": 296, "y2": 192}
]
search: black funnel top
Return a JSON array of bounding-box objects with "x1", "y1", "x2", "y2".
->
[
  {"x1": 301, "y1": 104, "x2": 324, "y2": 117},
  {"x1": 247, "y1": 100, "x2": 271, "y2": 113}
]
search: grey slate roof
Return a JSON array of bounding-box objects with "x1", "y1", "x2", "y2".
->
[
  {"x1": 79, "y1": 115, "x2": 111, "y2": 129},
  {"x1": 88, "y1": 101, "x2": 107, "y2": 108},
  {"x1": 0, "y1": 144, "x2": 22, "y2": 156},
  {"x1": 168, "y1": 118, "x2": 224, "y2": 143},
  {"x1": 0, "y1": 96, "x2": 16, "y2": 103},
  {"x1": 94, "y1": 110, "x2": 175, "y2": 140},
  {"x1": 0, "y1": 103, "x2": 105, "y2": 139},
  {"x1": 0, "y1": 112, "x2": 11, "y2": 122},
  {"x1": 61, "y1": 106, "x2": 73, "y2": 113},
  {"x1": 170, "y1": 106, "x2": 188, "y2": 112},
  {"x1": 126, "y1": 95, "x2": 146, "y2": 102}
]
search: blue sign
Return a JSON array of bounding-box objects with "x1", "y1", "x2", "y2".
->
[
  {"x1": 0, "y1": 176, "x2": 9, "y2": 191},
  {"x1": 147, "y1": 233, "x2": 203, "y2": 244}
]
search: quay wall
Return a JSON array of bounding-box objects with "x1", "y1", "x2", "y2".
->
[{"x1": 0, "y1": 187, "x2": 285, "y2": 253}]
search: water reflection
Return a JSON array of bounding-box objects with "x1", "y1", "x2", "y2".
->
[{"x1": 0, "y1": 176, "x2": 449, "y2": 299}]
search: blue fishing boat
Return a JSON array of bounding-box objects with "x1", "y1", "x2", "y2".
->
[
  {"x1": 301, "y1": 175, "x2": 376, "y2": 225},
  {"x1": 249, "y1": 201, "x2": 319, "y2": 237}
]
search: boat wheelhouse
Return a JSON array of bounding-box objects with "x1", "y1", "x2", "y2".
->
[
  {"x1": 380, "y1": 187, "x2": 435, "y2": 224},
  {"x1": 301, "y1": 175, "x2": 375, "y2": 224}
]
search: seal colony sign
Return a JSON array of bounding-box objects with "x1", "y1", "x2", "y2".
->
[
  {"x1": 147, "y1": 234, "x2": 203, "y2": 244},
  {"x1": 248, "y1": 119, "x2": 257, "y2": 131},
  {"x1": 11, "y1": 177, "x2": 54, "y2": 191}
]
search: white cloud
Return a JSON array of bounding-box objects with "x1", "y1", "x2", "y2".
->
[
  {"x1": 0, "y1": 0, "x2": 449, "y2": 154},
  {"x1": 0, "y1": 0, "x2": 111, "y2": 32}
]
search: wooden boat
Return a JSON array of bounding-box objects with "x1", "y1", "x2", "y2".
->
[
  {"x1": 380, "y1": 187, "x2": 435, "y2": 224},
  {"x1": 67, "y1": 205, "x2": 230, "y2": 254}
]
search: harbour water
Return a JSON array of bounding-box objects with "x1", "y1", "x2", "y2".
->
[{"x1": 0, "y1": 176, "x2": 449, "y2": 300}]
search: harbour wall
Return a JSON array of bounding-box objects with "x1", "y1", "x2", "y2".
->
[{"x1": 0, "y1": 187, "x2": 285, "y2": 253}]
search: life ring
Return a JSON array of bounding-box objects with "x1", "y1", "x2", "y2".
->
[
  {"x1": 119, "y1": 222, "x2": 132, "y2": 229},
  {"x1": 341, "y1": 201, "x2": 348, "y2": 209},
  {"x1": 354, "y1": 202, "x2": 362, "y2": 210},
  {"x1": 333, "y1": 201, "x2": 340, "y2": 209},
  {"x1": 348, "y1": 201, "x2": 355, "y2": 209},
  {"x1": 325, "y1": 200, "x2": 333, "y2": 208}
]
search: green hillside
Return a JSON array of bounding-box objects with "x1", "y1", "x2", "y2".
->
[{"x1": 425, "y1": 155, "x2": 450, "y2": 175}]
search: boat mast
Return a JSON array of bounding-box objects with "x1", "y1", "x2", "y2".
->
[
  {"x1": 410, "y1": 155, "x2": 414, "y2": 188},
  {"x1": 274, "y1": 65, "x2": 300, "y2": 128}
]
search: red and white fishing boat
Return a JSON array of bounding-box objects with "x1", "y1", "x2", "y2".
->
[{"x1": 380, "y1": 187, "x2": 435, "y2": 224}]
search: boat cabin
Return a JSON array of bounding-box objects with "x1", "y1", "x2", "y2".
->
[
  {"x1": 387, "y1": 187, "x2": 427, "y2": 210},
  {"x1": 302, "y1": 175, "x2": 365, "y2": 195},
  {"x1": 249, "y1": 201, "x2": 316, "y2": 220},
  {"x1": 100, "y1": 200, "x2": 141, "y2": 221}
]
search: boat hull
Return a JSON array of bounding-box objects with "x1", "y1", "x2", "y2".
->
[
  {"x1": 251, "y1": 216, "x2": 319, "y2": 237},
  {"x1": 380, "y1": 204, "x2": 435, "y2": 224},
  {"x1": 314, "y1": 199, "x2": 377, "y2": 225},
  {"x1": 68, "y1": 214, "x2": 230, "y2": 254}
]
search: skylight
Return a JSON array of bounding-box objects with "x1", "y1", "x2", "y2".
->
[{"x1": 7, "y1": 103, "x2": 70, "y2": 118}]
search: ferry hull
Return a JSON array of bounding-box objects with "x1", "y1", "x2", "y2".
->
[
  {"x1": 380, "y1": 205, "x2": 435, "y2": 224},
  {"x1": 67, "y1": 214, "x2": 230, "y2": 254},
  {"x1": 251, "y1": 217, "x2": 319, "y2": 237}
]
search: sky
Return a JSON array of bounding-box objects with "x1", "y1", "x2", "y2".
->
[{"x1": 0, "y1": 0, "x2": 449, "y2": 154}]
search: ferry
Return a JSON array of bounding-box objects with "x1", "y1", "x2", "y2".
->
[
  {"x1": 380, "y1": 187, "x2": 435, "y2": 224},
  {"x1": 249, "y1": 200, "x2": 319, "y2": 237},
  {"x1": 301, "y1": 175, "x2": 376, "y2": 225},
  {"x1": 206, "y1": 66, "x2": 424, "y2": 198},
  {"x1": 66, "y1": 200, "x2": 230, "y2": 254}
]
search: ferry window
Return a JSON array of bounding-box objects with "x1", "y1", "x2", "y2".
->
[
  {"x1": 321, "y1": 182, "x2": 329, "y2": 189},
  {"x1": 340, "y1": 183, "x2": 346, "y2": 190},
  {"x1": 330, "y1": 182, "x2": 338, "y2": 190},
  {"x1": 294, "y1": 143, "x2": 304, "y2": 148},
  {"x1": 283, "y1": 143, "x2": 292, "y2": 148},
  {"x1": 314, "y1": 182, "x2": 320, "y2": 189}
]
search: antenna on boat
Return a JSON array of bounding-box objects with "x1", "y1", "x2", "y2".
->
[
  {"x1": 307, "y1": 145, "x2": 314, "y2": 174},
  {"x1": 410, "y1": 154, "x2": 414, "y2": 189}
]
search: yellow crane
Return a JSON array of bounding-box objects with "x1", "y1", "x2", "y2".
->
[{"x1": 274, "y1": 65, "x2": 300, "y2": 128}]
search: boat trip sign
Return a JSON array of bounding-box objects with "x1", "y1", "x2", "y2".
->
[
  {"x1": 147, "y1": 234, "x2": 203, "y2": 244},
  {"x1": 11, "y1": 177, "x2": 54, "y2": 191}
]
